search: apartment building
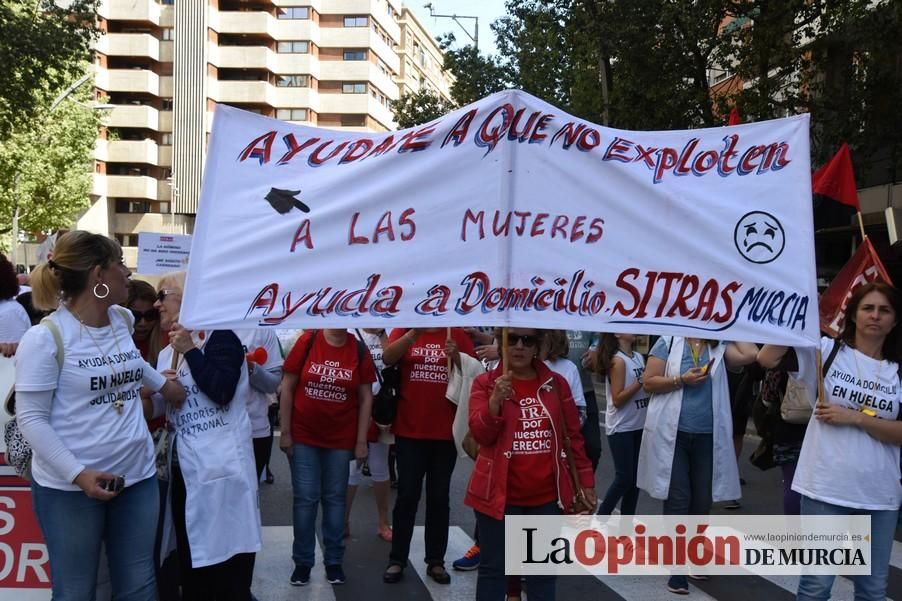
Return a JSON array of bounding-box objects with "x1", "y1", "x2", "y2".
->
[{"x1": 83, "y1": 0, "x2": 453, "y2": 267}]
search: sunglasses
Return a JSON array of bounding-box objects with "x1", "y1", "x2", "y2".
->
[
  {"x1": 157, "y1": 289, "x2": 178, "y2": 303},
  {"x1": 130, "y1": 307, "x2": 159, "y2": 322},
  {"x1": 508, "y1": 333, "x2": 539, "y2": 348}
]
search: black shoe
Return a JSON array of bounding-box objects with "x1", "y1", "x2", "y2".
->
[
  {"x1": 290, "y1": 565, "x2": 311, "y2": 586},
  {"x1": 724, "y1": 499, "x2": 741, "y2": 510},
  {"x1": 427, "y1": 565, "x2": 451, "y2": 585},
  {"x1": 383, "y1": 564, "x2": 404, "y2": 584},
  {"x1": 326, "y1": 564, "x2": 346, "y2": 585}
]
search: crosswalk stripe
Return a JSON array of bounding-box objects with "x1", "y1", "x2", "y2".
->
[
  {"x1": 409, "y1": 526, "x2": 479, "y2": 601},
  {"x1": 252, "y1": 526, "x2": 337, "y2": 601}
]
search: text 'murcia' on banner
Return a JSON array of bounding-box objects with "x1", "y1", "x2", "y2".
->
[{"x1": 180, "y1": 90, "x2": 817, "y2": 347}]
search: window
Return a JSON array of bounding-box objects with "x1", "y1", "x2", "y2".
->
[
  {"x1": 161, "y1": 28, "x2": 174, "y2": 41},
  {"x1": 343, "y1": 16, "x2": 368, "y2": 27},
  {"x1": 162, "y1": 99, "x2": 173, "y2": 110},
  {"x1": 115, "y1": 234, "x2": 140, "y2": 247},
  {"x1": 276, "y1": 74, "x2": 309, "y2": 88},
  {"x1": 277, "y1": 7, "x2": 309, "y2": 20},
  {"x1": 342, "y1": 82, "x2": 366, "y2": 94},
  {"x1": 161, "y1": 133, "x2": 172, "y2": 145},
  {"x1": 343, "y1": 49, "x2": 366, "y2": 61},
  {"x1": 276, "y1": 108, "x2": 308, "y2": 121},
  {"x1": 277, "y1": 41, "x2": 309, "y2": 54},
  {"x1": 115, "y1": 200, "x2": 152, "y2": 214},
  {"x1": 341, "y1": 114, "x2": 366, "y2": 127}
]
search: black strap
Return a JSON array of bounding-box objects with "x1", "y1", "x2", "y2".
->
[
  {"x1": 354, "y1": 329, "x2": 381, "y2": 384},
  {"x1": 822, "y1": 338, "x2": 842, "y2": 373}
]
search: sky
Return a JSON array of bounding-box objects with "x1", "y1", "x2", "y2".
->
[{"x1": 406, "y1": 0, "x2": 508, "y2": 56}]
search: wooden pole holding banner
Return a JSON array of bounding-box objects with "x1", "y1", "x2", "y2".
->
[
  {"x1": 502, "y1": 327, "x2": 509, "y2": 373},
  {"x1": 815, "y1": 348, "x2": 826, "y2": 405},
  {"x1": 446, "y1": 327, "x2": 452, "y2": 373},
  {"x1": 169, "y1": 310, "x2": 181, "y2": 371},
  {"x1": 857, "y1": 211, "x2": 867, "y2": 241}
]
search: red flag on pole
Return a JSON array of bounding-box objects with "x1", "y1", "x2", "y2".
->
[
  {"x1": 728, "y1": 106, "x2": 741, "y2": 126},
  {"x1": 812, "y1": 143, "x2": 860, "y2": 211},
  {"x1": 819, "y1": 237, "x2": 892, "y2": 337}
]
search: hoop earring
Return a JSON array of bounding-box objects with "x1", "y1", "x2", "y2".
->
[{"x1": 93, "y1": 283, "x2": 110, "y2": 299}]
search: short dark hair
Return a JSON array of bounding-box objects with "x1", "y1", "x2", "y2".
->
[{"x1": 0, "y1": 255, "x2": 19, "y2": 301}]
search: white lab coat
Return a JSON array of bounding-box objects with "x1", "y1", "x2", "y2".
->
[
  {"x1": 159, "y1": 339, "x2": 262, "y2": 568},
  {"x1": 636, "y1": 337, "x2": 740, "y2": 502}
]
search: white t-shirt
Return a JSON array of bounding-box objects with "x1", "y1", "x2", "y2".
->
[
  {"x1": 15, "y1": 305, "x2": 166, "y2": 490},
  {"x1": 0, "y1": 299, "x2": 30, "y2": 343},
  {"x1": 351, "y1": 329, "x2": 385, "y2": 395},
  {"x1": 544, "y1": 358, "x2": 586, "y2": 408},
  {"x1": 792, "y1": 337, "x2": 902, "y2": 510},
  {"x1": 605, "y1": 351, "x2": 649, "y2": 434},
  {"x1": 236, "y1": 329, "x2": 283, "y2": 438}
]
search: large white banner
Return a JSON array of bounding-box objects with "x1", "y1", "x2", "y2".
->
[{"x1": 182, "y1": 90, "x2": 817, "y2": 346}]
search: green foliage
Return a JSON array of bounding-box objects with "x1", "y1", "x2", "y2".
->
[
  {"x1": 390, "y1": 88, "x2": 456, "y2": 129},
  {"x1": 438, "y1": 35, "x2": 511, "y2": 106},
  {"x1": 0, "y1": 0, "x2": 100, "y2": 140},
  {"x1": 0, "y1": 82, "x2": 101, "y2": 241}
]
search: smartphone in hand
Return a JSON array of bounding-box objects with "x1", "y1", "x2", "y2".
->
[
  {"x1": 101, "y1": 476, "x2": 125, "y2": 494},
  {"x1": 701, "y1": 357, "x2": 716, "y2": 374}
]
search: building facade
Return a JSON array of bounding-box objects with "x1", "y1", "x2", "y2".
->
[{"x1": 84, "y1": 0, "x2": 453, "y2": 267}]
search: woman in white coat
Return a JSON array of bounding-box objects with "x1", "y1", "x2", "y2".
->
[
  {"x1": 637, "y1": 336, "x2": 757, "y2": 595},
  {"x1": 155, "y1": 272, "x2": 262, "y2": 601}
]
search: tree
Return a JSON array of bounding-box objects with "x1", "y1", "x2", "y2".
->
[
  {"x1": 438, "y1": 34, "x2": 512, "y2": 106},
  {"x1": 0, "y1": 0, "x2": 99, "y2": 140},
  {"x1": 390, "y1": 88, "x2": 455, "y2": 129},
  {"x1": 0, "y1": 82, "x2": 102, "y2": 246}
]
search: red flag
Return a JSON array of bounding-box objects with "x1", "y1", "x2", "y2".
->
[
  {"x1": 812, "y1": 143, "x2": 860, "y2": 211},
  {"x1": 819, "y1": 238, "x2": 892, "y2": 337},
  {"x1": 728, "y1": 107, "x2": 741, "y2": 126}
]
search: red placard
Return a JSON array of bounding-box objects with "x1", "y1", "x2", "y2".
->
[{"x1": 0, "y1": 481, "x2": 51, "y2": 592}]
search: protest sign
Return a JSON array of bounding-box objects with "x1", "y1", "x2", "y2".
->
[
  {"x1": 136, "y1": 232, "x2": 191, "y2": 275},
  {"x1": 820, "y1": 237, "x2": 893, "y2": 337},
  {"x1": 181, "y1": 90, "x2": 816, "y2": 346}
]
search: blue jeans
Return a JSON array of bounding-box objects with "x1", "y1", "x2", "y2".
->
[
  {"x1": 31, "y1": 476, "x2": 158, "y2": 601},
  {"x1": 599, "y1": 429, "x2": 643, "y2": 515},
  {"x1": 475, "y1": 502, "x2": 561, "y2": 601},
  {"x1": 797, "y1": 495, "x2": 898, "y2": 601},
  {"x1": 289, "y1": 443, "x2": 352, "y2": 567},
  {"x1": 663, "y1": 431, "x2": 713, "y2": 515}
]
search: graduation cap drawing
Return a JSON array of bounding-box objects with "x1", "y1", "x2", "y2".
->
[{"x1": 265, "y1": 187, "x2": 310, "y2": 214}]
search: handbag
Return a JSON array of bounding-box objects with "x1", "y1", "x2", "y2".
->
[
  {"x1": 3, "y1": 417, "x2": 32, "y2": 480},
  {"x1": 550, "y1": 380, "x2": 594, "y2": 514},
  {"x1": 371, "y1": 364, "x2": 401, "y2": 427},
  {"x1": 780, "y1": 339, "x2": 841, "y2": 425}
]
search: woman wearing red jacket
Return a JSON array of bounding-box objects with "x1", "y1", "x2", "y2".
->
[{"x1": 466, "y1": 328, "x2": 596, "y2": 601}]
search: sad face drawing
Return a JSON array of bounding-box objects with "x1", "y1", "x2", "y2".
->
[{"x1": 734, "y1": 211, "x2": 785, "y2": 264}]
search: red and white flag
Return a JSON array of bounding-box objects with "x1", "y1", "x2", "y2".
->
[{"x1": 820, "y1": 237, "x2": 892, "y2": 337}]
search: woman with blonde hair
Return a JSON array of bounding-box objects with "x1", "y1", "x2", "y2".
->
[
  {"x1": 154, "y1": 271, "x2": 262, "y2": 600},
  {"x1": 15, "y1": 231, "x2": 185, "y2": 601}
]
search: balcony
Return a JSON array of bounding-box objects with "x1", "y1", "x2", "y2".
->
[
  {"x1": 214, "y1": 80, "x2": 273, "y2": 105},
  {"x1": 271, "y1": 20, "x2": 317, "y2": 45},
  {"x1": 158, "y1": 145, "x2": 172, "y2": 168},
  {"x1": 160, "y1": 41, "x2": 174, "y2": 63},
  {"x1": 214, "y1": 46, "x2": 274, "y2": 70},
  {"x1": 159, "y1": 76, "x2": 173, "y2": 97},
  {"x1": 319, "y1": 26, "x2": 372, "y2": 49},
  {"x1": 270, "y1": 53, "x2": 317, "y2": 76},
  {"x1": 98, "y1": 33, "x2": 160, "y2": 60},
  {"x1": 97, "y1": 69, "x2": 160, "y2": 96},
  {"x1": 269, "y1": 87, "x2": 315, "y2": 109},
  {"x1": 113, "y1": 213, "x2": 170, "y2": 235},
  {"x1": 318, "y1": 60, "x2": 371, "y2": 81},
  {"x1": 106, "y1": 105, "x2": 160, "y2": 130},
  {"x1": 99, "y1": 0, "x2": 160, "y2": 25},
  {"x1": 103, "y1": 175, "x2": 159, "y2": 199},
  {"x1": 106, "y1": 140, "x2": 160, "y2": 165},
  {"x1": 213, "y1": 11, "x2": 276, "y2": 37}
]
